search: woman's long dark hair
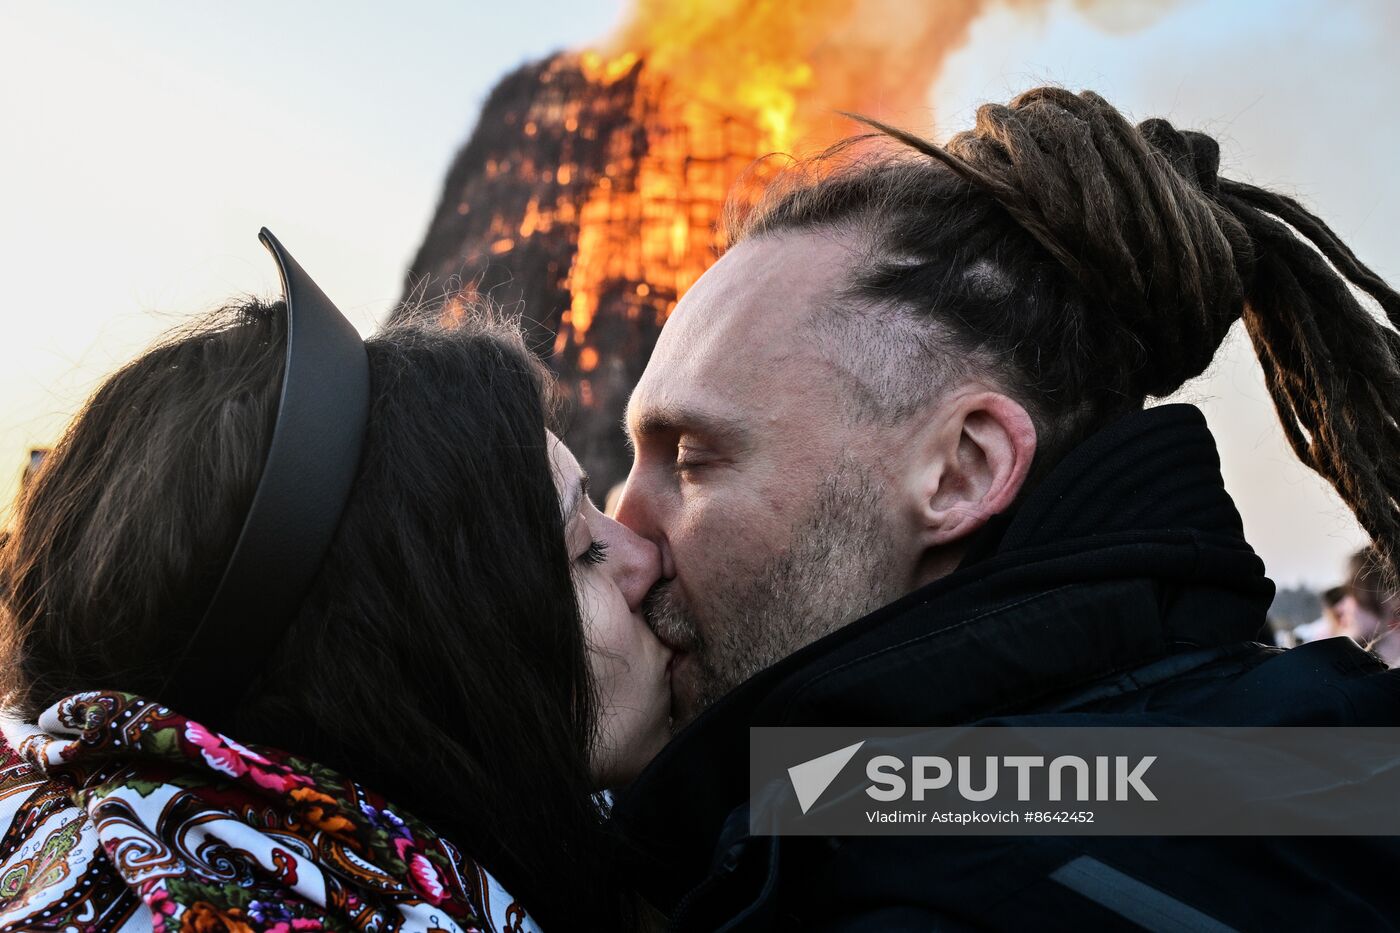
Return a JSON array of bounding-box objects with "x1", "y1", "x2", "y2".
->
[
  {"x1": 0, "y1": 301, "x2": 627, "y2": 928},
  {"x1": 732, "y1": 87, "x2": 1400, "y2": 578}
]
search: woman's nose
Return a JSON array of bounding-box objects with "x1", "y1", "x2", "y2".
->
[{"x1": 604, "y1": 515, "x2": 662, "y2": 613}]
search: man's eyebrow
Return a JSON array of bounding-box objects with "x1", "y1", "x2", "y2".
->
[{"x1": 629, "y1": 405, "x2": 748, "y2": 444}]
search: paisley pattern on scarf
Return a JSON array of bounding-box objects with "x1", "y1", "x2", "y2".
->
[{"x1": 0, "y1": 692, "x2": 539, "y2": 933}]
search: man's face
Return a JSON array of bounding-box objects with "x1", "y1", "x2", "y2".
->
[{"x1": 617, "y1": 232, "x2": 913, "y2": 725}]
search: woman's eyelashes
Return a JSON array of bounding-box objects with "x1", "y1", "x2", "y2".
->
[{"x1": 579, "y1": 539, "x2": 610, "y2": 566}]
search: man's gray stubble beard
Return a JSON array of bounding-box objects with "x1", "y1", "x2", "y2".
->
[{"x1": 646, "y1": 460, "x2": 904, "y2": 726}]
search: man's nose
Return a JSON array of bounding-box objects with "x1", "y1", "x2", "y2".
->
[{"x1": 614, "y1": 472, "x2": 676, "y2": 580}]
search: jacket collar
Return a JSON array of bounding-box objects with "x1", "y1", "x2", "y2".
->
[{"x1": 612, "y1": 404, "x2": 1273, "y2": 907}]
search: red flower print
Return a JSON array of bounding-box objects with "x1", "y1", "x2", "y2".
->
[
  {"x1": 184, "y1": 722, "x2": 247, "y2": 780},
  {"x1": 183, "y1": 722, "x2": 311, "y2": 795},
  {"x1": 143, "y1": 883, "x2": 177, "y2": 933},
  {"x1": 265, "y1": 921, "x2": 324, "y2": 933},
  {"x1": 408, "y1": 853, "x2": 448, "y2": 905}
]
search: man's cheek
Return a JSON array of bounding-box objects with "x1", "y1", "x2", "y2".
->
[{"x1": 683, "y1": 502, "x2": 775, "y2": 567}]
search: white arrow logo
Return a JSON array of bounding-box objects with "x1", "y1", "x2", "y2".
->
[{"x1": 788, "y1": 741, "x2": 866, "y2": 814}]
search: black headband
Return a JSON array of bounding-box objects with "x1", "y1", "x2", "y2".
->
[{"x1": 162, "y1": 229, "x2": 370, "y2": 728}]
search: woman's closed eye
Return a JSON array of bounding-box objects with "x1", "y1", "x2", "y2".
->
[{"x1": 579, "y1": 539, "x2": 610, "y2": 566}]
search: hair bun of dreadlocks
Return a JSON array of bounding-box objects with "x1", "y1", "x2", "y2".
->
[
  {"x1": 1138, "y1": 119, "x2": 1222, "y2": 196},
  {"x1": 935, "y1": 89, "x2": 1254, "y2": 400}
]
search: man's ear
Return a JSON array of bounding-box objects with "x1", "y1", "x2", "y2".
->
[{"x1": 909, "y1": 390, "x2": 1037, "y2": 549}]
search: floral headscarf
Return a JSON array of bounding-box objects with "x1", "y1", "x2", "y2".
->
[{"x1": 0, "y1": 691, "x2": 539, "y2": 933}]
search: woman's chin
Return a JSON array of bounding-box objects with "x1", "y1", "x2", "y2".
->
[{"x1": 593, "y1": 712, "x2": 672, "y2": 790}]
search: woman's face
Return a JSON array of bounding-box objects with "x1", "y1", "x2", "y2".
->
[{"x1": 549, "y1": 434, "x2": 671, "y2": 788}]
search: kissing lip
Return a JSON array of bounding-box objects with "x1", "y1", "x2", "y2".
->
[{"x1": 645, "y1": 616, "x2": 690, "y2": 657}]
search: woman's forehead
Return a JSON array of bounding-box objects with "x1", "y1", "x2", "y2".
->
[
  {"x1": 547, "y1": 431, "x2": 582, "y2": 477},
  {"x1": 547, "y1": 432, "x2": 587, "y2": 520}
]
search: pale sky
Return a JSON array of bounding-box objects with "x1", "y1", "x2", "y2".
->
[{"x1": 2, "y1": 0, "x2": 1394, "y2": 586}]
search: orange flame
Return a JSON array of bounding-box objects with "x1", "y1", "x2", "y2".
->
[
  {"x1": 549, "y1": 0, "x2": 1002, "y2": 353},
  {"x1": 480, "y1": 0, "x2": 1169, "y2": 365}
]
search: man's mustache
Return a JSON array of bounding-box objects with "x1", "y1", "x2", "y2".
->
[{"x1": 642, "y1": 579, "x2": 700, "y2": 653}]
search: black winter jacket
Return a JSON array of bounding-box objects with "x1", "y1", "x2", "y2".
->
[{"x1": 612, "y1": 405, "x2": 1400, "y2": 932}]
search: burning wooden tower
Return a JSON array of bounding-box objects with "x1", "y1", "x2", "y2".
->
[
  {"x1": 398, "y1": 0, "x2": 1004, "y2": 493},
  {"x1": 398, "y1": 52, "x2": 765, "y2": 493}
]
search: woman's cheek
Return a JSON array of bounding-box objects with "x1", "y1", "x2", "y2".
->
[{"x1": 579, "y1": 576, "x2": 622, "y2": 676}]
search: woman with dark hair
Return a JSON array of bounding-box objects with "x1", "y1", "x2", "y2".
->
[{"x1": 0, "y1": 238, "x2": 671, "y2": 931}]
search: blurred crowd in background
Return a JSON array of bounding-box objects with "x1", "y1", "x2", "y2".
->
[{"x1": 1279, "y1": 547, "x2": 1400, "y2": 666}]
